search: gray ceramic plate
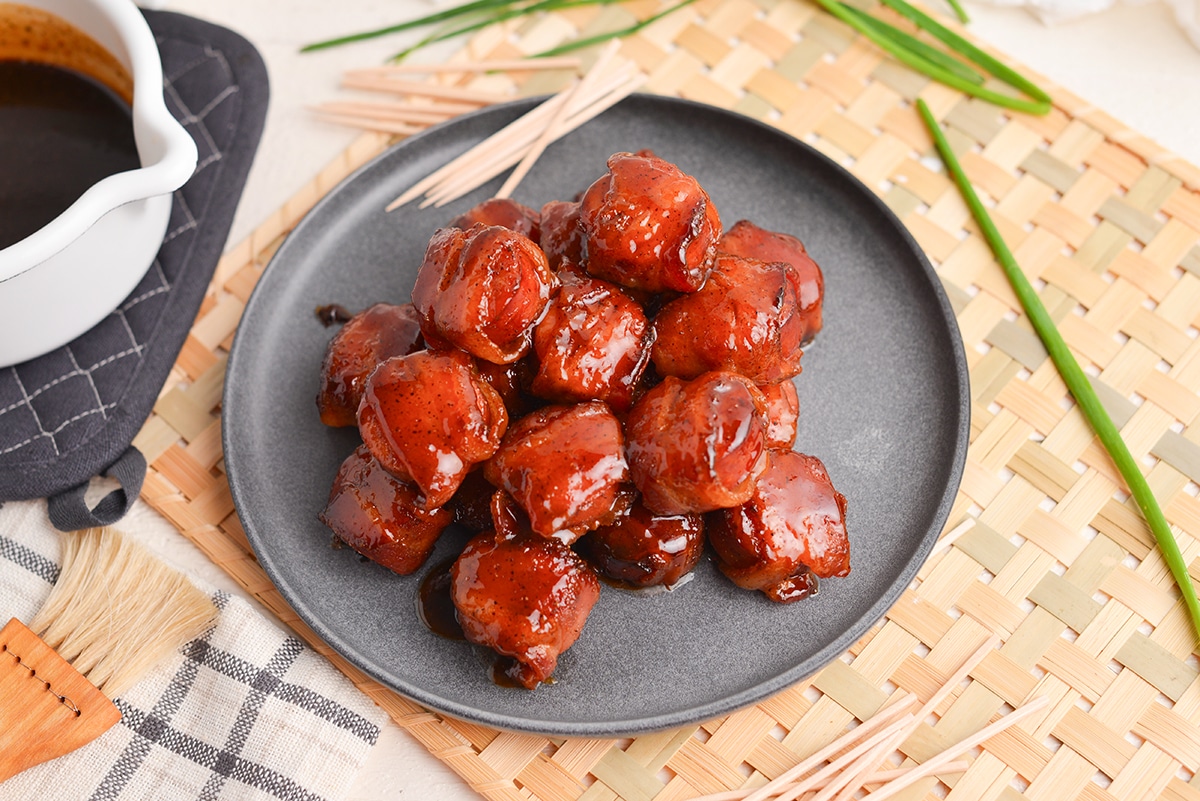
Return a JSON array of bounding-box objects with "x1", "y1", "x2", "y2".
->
[{"x1": 223, "y1": 95, "x2": 969, "y2": 737}]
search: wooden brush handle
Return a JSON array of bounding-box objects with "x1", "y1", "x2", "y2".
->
[{"x1": 0, "y1": 618, "x2": 122, "y2": 783}]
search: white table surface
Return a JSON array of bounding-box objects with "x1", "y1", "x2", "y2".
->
[{"x1": 15, "y1": 0, "x2": 1200, "y2": 798}]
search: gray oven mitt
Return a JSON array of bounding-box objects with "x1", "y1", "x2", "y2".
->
[{"x1": 0, "y1": 9, "x2": 266, "y2": 532}]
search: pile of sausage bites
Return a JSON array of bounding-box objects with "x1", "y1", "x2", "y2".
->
[{"x1": 315, "y1": 151, "x2": 850, "y2": 689}]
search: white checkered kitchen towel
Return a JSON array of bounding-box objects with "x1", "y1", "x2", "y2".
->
[{"x1": 0, "y1": 500, "x2": 387, "y2": 801}]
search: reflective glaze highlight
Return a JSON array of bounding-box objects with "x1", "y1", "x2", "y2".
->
[
  {"x1": 448, "y1": 197, "x2": 541, "y2": 242},
  {"x1": 625, "y1": 372, "x2": 769, "y2": 515},
  {"x1": 315, "y1": 302, "x2": 424, "y2": 427},
  {"x1": 319, "y1": 445, "x2": 453, "y2": 574},
  {"x1": 357, "y1": 349, "x2": 509, "y2": 509},
  {"x1": 412, "y1": 224, "x2": 556, "y2": 364},
  {"x1": 451, "y1": 526, "x2": 601, "y2": 689},
  {"x1": 709, "y1": 450, "x2": 850, "y2": 603},
  {"x1": 762, "y1": 380, "x2": 799, "y2": 451},
  {"x1": 717, "y1": 220, "x2": 824, "y2": 345},
  {"x1": 531, "y1": 265, "x2": 654, "y2": 412},
  {"x1": 578, "y1": 501, "x2": 704, "y2": 588},
  {"x1": 484, "y1": 401, "x2": 632, "y2": 542},
  {"x1": 580, "y1": 152, "x2": 720, "y2": 293}
]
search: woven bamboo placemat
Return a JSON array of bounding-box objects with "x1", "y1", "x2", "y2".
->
[{"x1": 135, "y1": 0, "x2": 1200, "y2": 798}]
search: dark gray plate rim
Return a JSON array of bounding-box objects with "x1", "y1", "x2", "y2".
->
[{"x1": 223, "y1": 94, "x2": 970, "y2": 737}]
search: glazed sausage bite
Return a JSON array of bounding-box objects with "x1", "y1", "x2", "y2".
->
[
  {"x1": 651, "y1": 253, "x2": 806, "y2": 384},
  {"x1": 531, "y1": 265, "x2": 654, "y2": 412},
  {"x1": 625, "y1": 371, "x2": 769, "y2": 515},
  {"x1": 580, "y1": 152, "x2": 720, "y2": 293},
  {"x1": 357, "y1": 349, "x2": 508, "y2": 509},
  {"x1": 451, "y1": 521, "x2": 601, "y2": 689},
  {"x1": 484, "y1": 401, "x2": 632, "y2": 543},
  {"x1": 319, "y1": 445, "x2": 453, "y2": 574},
  {"x1": 709, "y1": 450, "x2": 850, "y2": 603},
  {"x1": 577, "y1": 501, "x2": 704, "y2": 588},
  {"x1": 717, "y1": 220, "x2": 824, "y2": 344},
  {"x1": 448, "y1": 197, "x2": 541, "y2": 242},
  {"x1": 316, "y1": 303, "x2": 424, "y2": 427},
  {"x1": 412, "y1": 224, "x2": 556, "y2": 364},
  {"x1": 538, "y1": 200, "x2": 584, "y2": 271}
]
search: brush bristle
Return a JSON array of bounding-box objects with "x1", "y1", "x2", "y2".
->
[{"x1": 28, "y1": 528, "x2": 218, "y2": 697}]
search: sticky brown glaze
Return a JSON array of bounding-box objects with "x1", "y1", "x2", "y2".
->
[
  {"x1": 411, "y1": 224, "x2": 556, "y2": 364},
  {"x1": 451, "y1": 525, "x2": 601, "y2": 688},
  {"x1": 474, "y1": 356, "x2": 537, "y2": 420},
  {"x1": 318, "y1": 445, "x2": 453, "y2": 574},
  {"x1": 316, "y1": 303, "x2": 424, "y2": 427},
  {"x1": 448, "y1": 197, "x2": 541, "y2": 242},
  {"x1": 315, "y1": 303, "x2": 354, "y2": 326},
  {"x1": 754, "y1": 566, "x2": 817, "y2": 604},
  {"x1": 651, "y1": 253, "x2": 806, "y2": 384},
  {"x1": 577, "y1": 501, "x2": 704, "y2": 588},
  {"x1": 538, "y1": 200, "x2": 585, "y2": 271},
  {"x1": 358, "y1": 350, "x2": 508, "y2": 509},
  {"x1": 625, "y1": 372, "x2": 769, "y2": 515},
  {"x1": 488, "y1": 486, "x2": 526, "y2": 540},
  {"x1": 417, "y1": 559, "x2": 465, "y2": 639},
  {"x1": 762, "y1": 380, "x2": 799, "y2": 451},
  {"x1": 484, "y1": 401, "x2": 632, "y2": 542},
  {"x1": 531, "y1": 265, "x2": 654, "y2": 412},
  {"x1": 708, "y1": 450, "x2": 849, "y2": 603},
  {"x1": 580, "y1": 152, "x2": 720, "y2": 293},
  {"x1": 717, "y1": 220, "x2": 824, "y2": 344},
  {"x1": 446, "y1": 469, "x2": 497, "y2": 532}
]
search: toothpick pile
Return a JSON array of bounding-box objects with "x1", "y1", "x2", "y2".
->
[
  {"x1": 311, "y1": 56, "x2": 582, "y2": 136},
  {"x1": 688, "y1": 636, "x2": 1048, "y2": 801},
  {"x1": 387, "y1": 41, "x2": 644, "y2": 208},
  {"x1": 310, "y1": 42, "x2": 645, "y2": 208}
]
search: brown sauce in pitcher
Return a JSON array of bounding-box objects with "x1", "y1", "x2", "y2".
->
[{"x1": 0, "y1": 4, "x2": 140, "y2": 250}]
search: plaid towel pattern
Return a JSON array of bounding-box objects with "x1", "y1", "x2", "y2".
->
[{"x1": 0, "y1": 500, "x2": 386, "y2": 801}]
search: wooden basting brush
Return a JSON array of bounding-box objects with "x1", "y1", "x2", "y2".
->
[{"x1": 0, "y1": 527, "x2": 218, "y2": 782}]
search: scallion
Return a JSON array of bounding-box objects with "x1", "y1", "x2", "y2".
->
[
  {"x1": 301, "y1": 0, "x2": 697, "y2": 60},
  {"x1": 811, "y1": 0, "x2": 1051, "y2": 115},
  {"x1": 387, "y1": 0, "x2": 610, "y2": 61},
  {"x1": 837, "y1": 3, "x2": 983, "y2": 86},
  {"x1": 944, "y1": 0, "x2": 969, "y2": 24},
  {"x1": 533, "y1": 0, "x2": 700, "y2": 57},
  {"x1": 301, "y1": 0, "x2": 522, "y2": 52},
  {"x1": 916, "y1": 98, "x2": 1200, "y2": 642}
]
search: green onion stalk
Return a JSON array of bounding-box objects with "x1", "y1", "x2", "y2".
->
[
  {"x1": 944, "y1": 0, "x2": 969, "y2": 23},
  {"x1": 302, "y1": 0, "x2": 697, "y2": 60},
  {"x1": 916, "y1": 98, "x2": 1200, "y2": 642},
  {"x1": 811, "y1": 0, "x2": 1050, "y2": 115},
  {"x1": 534, "y1": 0, "x2": 699, "y2": 57},
  {"x1": 301, "y1": 0, "x2": 1045, "y2": 117},
  {"x1": 302, "y1": 0, "x2": 521, "y2": 51},
  {"x1": 387, "y1": 0, "x2": 610, "y2": 60}
]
